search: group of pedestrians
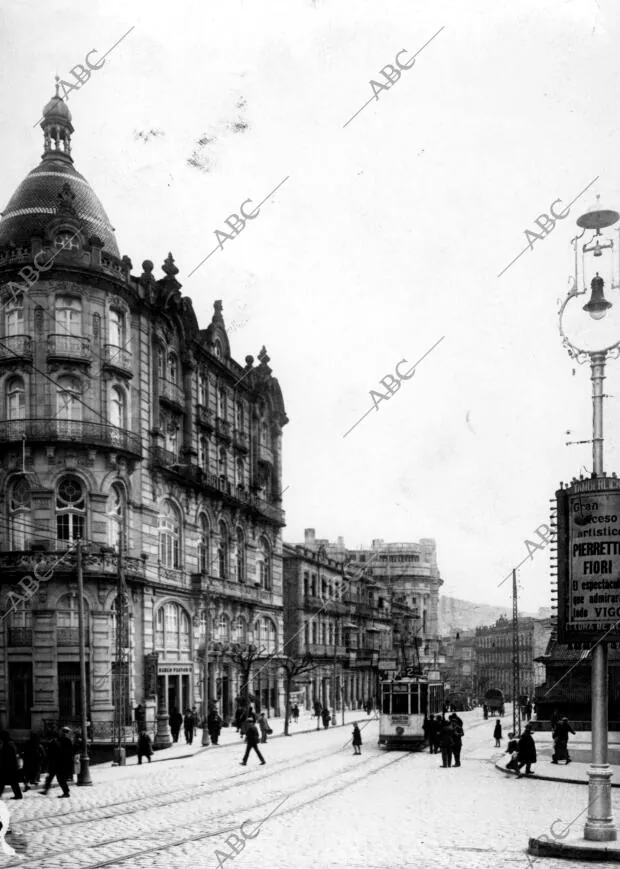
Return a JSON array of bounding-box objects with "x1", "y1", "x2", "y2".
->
[
  {"x1": 423, "y1": 713, "x2": 464, "y2": 767},
  {"x1": 168, "y1": 706, "x2": 200, "y2": 745},
  {"x1": 0, "y1": 727, "x2": 76, "y2": 799}
]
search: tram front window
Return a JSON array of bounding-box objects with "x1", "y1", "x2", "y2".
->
[
  {"x1": 392, "y1": 693, "x2": 409, "y2": 714},
  {"x1": 410, "y1": 688, "x2": 419, "y2": 714},
  {"x1": 382, "y1": 691, "x2": 391, "y2": 714}
]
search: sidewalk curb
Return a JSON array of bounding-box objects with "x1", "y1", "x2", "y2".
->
[
  {"x1": 529, "y1": 835, "x2": 620, "y2": 862},
  {"x1": 493, "y1": 757, "x2": 620, "y2": 788}
]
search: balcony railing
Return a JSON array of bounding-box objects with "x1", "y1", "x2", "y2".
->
[
  {"x1": 48, "y1": 333, "x2": 91, "y2": 361},
  {"x1": 159, "y1": 378, "x2": 185, "y2": 408},
  {"x1": 196, "y1": 404, "x2": 215, "y2": 431},
  {"x1": 103, "y1": 344, "x2": 133, "y2": 375},
  {"x1": 0, "y1": 334, "x2": 32, "y2": 362},
  {"x1": 8, "y1": 627, "x2": 32, "y2": 646},
  {"x1": 0, "y1": 419, "x2": 142, "y2": 455}
]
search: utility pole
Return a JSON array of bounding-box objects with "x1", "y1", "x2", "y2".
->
[
  {"x1": 114, "y1": 526, "x2": 127, "y2": 765},
  {"x1": 76, "y1": 539, "x2": 92, "y2": 785},
  {"x1": 512, "y1": 569, "x2": 521, "y2": 739}
]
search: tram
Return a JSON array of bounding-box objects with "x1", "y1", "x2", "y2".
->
[{"x1": 379, "y1": 674, "x2": 444, "y2": 749}]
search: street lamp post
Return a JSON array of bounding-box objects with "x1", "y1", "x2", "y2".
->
[
  {"x1": 557, "y1": 197, "x2": 620, "y2": 842},
  {"x1": 201, "y1": 571, "x2": 211, "y2": 747},
  {"x1": 76, "y1": 540, "x2": 92, "y2": 785}
]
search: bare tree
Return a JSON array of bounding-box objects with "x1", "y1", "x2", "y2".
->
[
  {"x1": 229, "y1": 643, "x2": 266, "y2": 716},
  {"x1": 278, "y1": 653, "x2": 319, "y2": 735}
]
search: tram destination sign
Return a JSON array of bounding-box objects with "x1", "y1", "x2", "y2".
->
[{"x1": 557, "y1": 480, "x2": 620, "y2": 643}]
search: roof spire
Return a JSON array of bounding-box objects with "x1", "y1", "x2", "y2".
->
[{"x1": 40, "y1": 81, "x2": 74, "y2": 163}]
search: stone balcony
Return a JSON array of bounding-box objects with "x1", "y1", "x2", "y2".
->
[
  {"x1": 103, "y1": 344, "x2": 133, "y2": 377},
  {"x1": 159, "y1": 378, "x2": 185, "y2": 410},
  {"x1": 0, "y1": 419, "x2": 142, "y2": 457},
  {"x1": 0, "y1": 334, "x2": 32, "y2": 363},
  {"x1": 48, "y1": 333, "x2": 91, "y2": 364}
]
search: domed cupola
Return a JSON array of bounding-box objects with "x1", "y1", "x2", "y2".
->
[{"x1": 0, "y1": 79, "x2": 120, "y2": 257}]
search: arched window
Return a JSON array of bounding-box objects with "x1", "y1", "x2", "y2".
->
[
  {"x1": 9, "y1": 477, "x2": 32, "y2": 550},
  {"x1": 232, "y1": 615, "x2": 246, "y2": 644},
  {"x1": 198, "y1": 514, "x2": 209, "y2": 574},
  {"x1": 217, "y1": 386, "x2": 226, "y2": 419},
  {"x1": 260, "y1": 420, "x2": 269, "y2": 447},
  {"x1": 56, "y1": 476, "x2": 85, "y2": 548},
  {"x1": 109, "y1": 309, "x2": 125, "y2": 348},
  {"x1": 6, "y1": 376, "x2": 25, "y2": 422},
  {"x1": 218, "y1": 520, "x2": 229, "y2": 579},
  {"x1": 236, "y1": 458, "x2": 244, "y2": 487},
  {"x1": 168, "y1": 352, "x2": 178, "y2": 383},
  {"x1": 9, "y1": 598, "x2": 32, "y2": 630},
  {"x1": 164, "y1": 417, "x2": 180, "y2": 458},
  {"x1": 256, "y1": 617, "x2": 276, "y2": 653},
  {"x1": 157, "y1": 345, "x2": 166, "y2": 380},
  {"x1": 154, "y1": 602, "x2": 190, "y2": 651},
  {"x1": 218, "y1": 446, "x2": 227, "y2": 477},
  {"x1": 57, "y1": 593, "x2": 89, "y2": 632},
  {"x1": 217, "y1": 614, "x2": 230, "y2": 642},
  {"x1": 198, "y1": 370, "x2": 208, "y2": 406},
  {"x1": 110, "y1": 386, "x2": 126, "y2": 429},
  {"x1": 55, "y1": 232, "x2": 79, "y2": 251},
  {"x1": 199, "y1": 437, "x2": 208, "y2": 472},
  {"x1": 257, "y1": 537, "x2": 271, "y2": 590},
  {"x1": 236, "y1": 528, "x2": 245, "y2": 582},
  {"x1": 5, "y1": 297, "x2": 23, "y2": 337},
  {"x1": 55, "y1": 296, "x2": 81, "y2": 335},
  {"x1": 56, "y1": 376, "x2": 82, "y2": 435},
  {"x1": 107, "y1": 483, "x2": 125, "y2": 549},
  {"x1": 158, "y1": 500, "x2": 181, "y2": 568},
  {"x1": 236, "y1": 401, "x2": 244, "y2": 430},
  {"x1": 214, "y1": 339, "x2": 222, "y2": 359}
]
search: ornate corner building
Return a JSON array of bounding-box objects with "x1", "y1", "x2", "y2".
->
[{"x1": 0, "y1": 91, "x2": 288, "y2": 741}]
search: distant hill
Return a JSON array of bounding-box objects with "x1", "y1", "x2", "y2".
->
[{"x1": 439, "y1": 596, "x2": 550, "y2": 635}]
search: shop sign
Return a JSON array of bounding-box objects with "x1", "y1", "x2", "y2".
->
[
  {"x1": 157, "y1": 662, "x2": 194, "y2": 675},
  {"x1": 557, "y1": 481, "x2": 620, "y2": 642}
]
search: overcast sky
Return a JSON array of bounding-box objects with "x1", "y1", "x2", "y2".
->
[{"x1": 2, "y1": 0, "x2": 620, "y2": 613}]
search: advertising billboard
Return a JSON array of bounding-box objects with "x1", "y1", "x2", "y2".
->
[{"x1": 557, "y1": 480, "x2": 620, "y2": 643}]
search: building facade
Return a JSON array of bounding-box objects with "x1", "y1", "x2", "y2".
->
[
  {"x1": 283, "y1": 542, "x2": 395, "y2": 711},
  {"x1": 474, "y1": 616, "x2": 551, "y2": 700},
  {"x1": 441, "y1": 630, "x2": 476, "y2": 700},
  {"x1": 0, "y1": 92, "x2": 288, "y2": 742}
]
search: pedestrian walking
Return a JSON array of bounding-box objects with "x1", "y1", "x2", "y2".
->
[
  {"x1": 431, "y1": 716, "x2": 441, "y2": 754},
  {"x1": 22, "y1": 732, "x2": 46, "y2": 790},
  {"x1": 137, "y1": 731, "x2": 153, "y2": 764},
  {"x1": 439, "y1": 719, "x2": 454, "y2": 768},
  {"x1": 169, "y1": 707, "x2": 182, "y2": 743},
  {"x1": 292, "y1": 704, "x2": 300, "y2": 724},
  {"x1": 517, "y1": 723, "x2": 537, "y2": 777},
  {"x1": 526, "y1": 702, "x2": 533, "y2": 722},
  {"x1": 0, "y1": 731, "x2": 22, "y2": 799},
  {"x1": 207, "y1": 708, "x2": 222, "y2": 745},
  {"x1": 240, "y1": 717, "x2": 265, "y2": 766},
  {"x1": 183, "y1": 709, "x2": 195, "y2": 745},
  {"x1": 552, "y1": 716, "x2": 575, "y2": 765},
  {"x1": 493, "y1": 719, "x2": 502, "y2": 747},
  {"x1": 134, "y1": 703, "x2": 147, "y2": 732},
  {"x1": 452, "y1": 720, "x2": 464, "y2": 767},
  {"x1": 352, "y1": 723, "x2": 362, "y2": 755},
  {"x1": 483, "y1": 704, "x2": 488, "y2": 720},
  {"x1": 505, "y1": 731, "x2": 519, "y2": 771},
  {"x1": 424, "y1": 715, "x2": 433, "y2": 751},
  {"x1": 321, "y1": 707, "x2": 331, "y2": 729},
  {"x1": 41, "y1": 727, "x2": 73, "y2": 797},
  {"x1": 258, "y1": 712, "x2": 269, "y2": 744}
]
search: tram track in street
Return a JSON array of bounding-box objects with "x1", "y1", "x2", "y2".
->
[
  {"x1": 9, "y1": 737, "x2": 352, "y2": 832},
  {"x1": 6, "y1": 747, "x2": 412, "y2": 869}
]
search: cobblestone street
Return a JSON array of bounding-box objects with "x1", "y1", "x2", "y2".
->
[{"x1": 2, "y1": 710, "x2": 617, "y2": 869}]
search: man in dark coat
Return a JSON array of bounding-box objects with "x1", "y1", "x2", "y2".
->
[
  {"x1": 352, "y1": 723, "x2": 362, "y2": 755},
  {"x1": 240, "y1": 717, "x2": 265, "y2": 766},
  {"x1": 42, "y1": 728, "x2": 73, "y2": 797},
  {"x1": 169, "y1": 707, "x2": 182, "y2": 743},
  {"x1": 23, "y1": 732, "x2": 46, "y2": 790},
  {"x1": 321, "y1": 708, "x2": 331, "y2": 729},
  {"x1": 135, "y1": 704, "x2": 147, "y2": 732},
  {"x1": 207, "y1": 708, "x2": 222, "y2": 745},
  {"x1": 517, "y1": 724, "x2": 537, "y2": 777},
  {"x1": 0, "y1": 731, "x2": 22, "y2": 799},
  {"x1": 552, "y1": 716, "x2": 576, "y2": 764},
  {"x1": 439, "y1": 720, "x2": 455, "y2": 768},
  {"x1": 505, "y1": 731, "x2": 519, "y2": 771},
  {"x1": 183, "y1": 709, "x2": 195, "y2": 745},
  {"x1": 451, "y1": 719, "x2": 464, "y2": 767},
  {"x1": 424, "y1": 715, "x2": 433, "y2": 752},
  {"x1": 137, "y1": 731, "x2": 153, "y2": 764},
  {"x1": 430, "y1": 716, "x2": 442, "y2": 754}
]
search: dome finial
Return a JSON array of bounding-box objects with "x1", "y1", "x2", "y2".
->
[{"x1": 54, "y1": 75, "x2": 60, "y2": 99}]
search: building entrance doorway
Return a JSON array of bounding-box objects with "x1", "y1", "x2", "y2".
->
[{"x1": 9, "y1": 662, "x2": 32, "y2": 729}]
